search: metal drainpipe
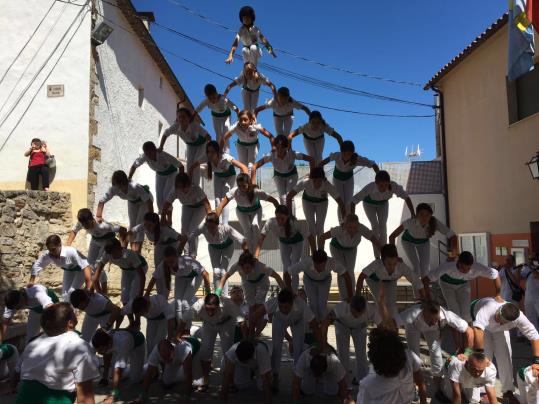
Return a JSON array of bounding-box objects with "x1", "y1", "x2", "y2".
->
[{"x1": 433, "y1": 86, "x2": 451, "y2": 228}]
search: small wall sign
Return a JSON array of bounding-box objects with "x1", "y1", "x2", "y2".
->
[{"x1": 47, "y1": 84, "x2": 64, "y2": 97}]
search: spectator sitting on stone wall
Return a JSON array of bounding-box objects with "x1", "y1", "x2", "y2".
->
[{"x1": 24, "y1": 138, "x2": 51, "y2": 191}]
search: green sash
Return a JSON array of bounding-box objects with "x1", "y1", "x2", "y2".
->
[
  {"x1": 363, "y1": 195, "x2": 388, "y2": 206},
  {"x1": 302, "y1": 132, "x2": 323, "y2": 141},
  {"x1": 236, "y1": 139, "x2": 259, "y2": 147},
  {"x1": 209, "y1": 237, "x2": 234, "y2": 250},
  {"x1": 234, "y1": 325, "x2": 243, "y2": 343},
  {"x1": 236, "y1": 197, "x2": 261, "y2": 213},
  {"x1": 518, "y1": 366, "x2": 528, "y2": 382},
  {"x1": 214, "y1": 164, "x2": 236, "y2": 178},
  {"x1": 402, "y1": 229, "x2": 429, "y2": 245},
  {"x1": 156, "y1": 165, "x2": 178, "y2": 176},
  {"x1": 440, "y1": 274, "x2": 468, "y2": 286},
  {"x1": 161, "y1": 237, "x2": 179, "y2": 246},
  {"x1": 0, "y1": 343, "x2": 15, "y2": 359},
  {"x1": 278, "y1": 231, "x2": 304, "y2": 244},
  {"x1": 121, "y1": 254, "x2": 148, "y2": 271},
  {"x1": 274, "y1": 166, "x2": 298, "y2": 178},
  {"x1": 273, "y1": 112, "x2": 293, "y2": 118},
  {"x1": 185, "y1": 135, "x2": 207, "y2": 147},
  {"x1": 185, "y1": 200, "x2": 205, "y2": 209},
  {"x1": 129, "y1": 185, "x2": 150, "y2": 204},
  {"x1": 247, "y1": 273, "x2": 266, "y2": 284},
  {"x1": 185, "y1": 336, "x2": 201, "y2": 356},
  {"x1": 179, "y1": 270, "x2": 199, "y2": 279},
  {"x1": 302, "y1": 192, "x2": 328, "y2": 203},
  {"x1": 242, "y1": 85, "x2": 260, "y2": 92},
  {"x1": 330, "y1": 238, "x2": 354, "y2": 250},
  {"x1": 211, "y1": 108, "x2": 231, "y2": 118},
  {"x1": 91, "y1": 232, "x2": 115, "y2": 241},
  {"x1": 61, "y1": 265, "x2": 82, "y2": 272},
  {"x1": 470, "y1": 298, "x2": 480, "y2": 322},
  {"x1": 332, "y1": 167, "x2": 353, "y2": 181},
  {"x1": 30, "y1": 289, "x2": 59, "y2": 313},
  {"x1": 368, "y1": 273, "x2": 392, "y2": 283},
  {"x1": 15, "y1": 380, "x2": 76, "y2": 404},
  {"x1": 118, "y1": 329, "x2": 145, "y2": 349}
]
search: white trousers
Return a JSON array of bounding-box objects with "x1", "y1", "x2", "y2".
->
[
  {"x1": 363, "y1": 202, "x2": 389, "y2": 258},
  {"x1": 405, "y1": 326, "x2": 443, "y2": 376},
  {"x1": 175, "y1": 276, "x2": 203, "y2": 323},
  {"x1": 332, "y1": 177, "x2": 354, "y2": 219},
  {"x1": 280, "y1": 240, "x2": 304, "y2": 291},
  {"x1": 81, "y1": 313, "x2": 108, "y2": 342},
  {"x1": 237, "y1": 208, "x2": 262, "y2": 252},
  {"x1": 212, "y1": 115, "x2": 232, "y2": 153},
  {"x1": 114, "y1": 344, "x2": 145, "y2": 384},
  {"x1": 156, "y1": 172, "x2": 177, "y2": 214},
  {"x1": 146, "y1": 317, "x2": 168, "y2": 357},
  {"x1": 234, "y1": 342, "x2": 273, "y2": 389},
  {"x1": 241, "y1": 89, "x2": 260, "y2": 112},
  {"x1": 62, "y1": 270, "x2": 85, "y2": 302},
  {"x1": 213, "y1": 175, "x2": 235, "y2": 225},
  {"x1": 303, "y1": 136, "x2": 325, "y2": 165},
  {"x1": 181, "y1": 205, "x2": 206, "y2": 257},
  {"x1": 26, "y1": 310, "x2": 42, "y2": 344},
  {"x1": 303, "y1": 199, "x2": 328, "y2": 237},
  {"x1": 366, "y1": 279, "x2": 398, "y2": 322},
  {"x1": 335, "y1": 321, "x2": 368, "y2": 381},
  {"x1": 441, "y1": 376, "x2": 479, "y2": 403},
  {"x1": 330, "y1": 245, "x2": 357, "y2": 299},
  {"x1": 199, "y1": 319, "x2": 236, "y2": 362},
  {"x1": 301, "y1": 371, "x2": 340, "y2": 396},
  {"x1": 87, "y1": 239, "x2": 108, "y2": 284},
  {"x1": 242, "y1": 276, "x2": 270, "y2": 306},
  {"x1": 242, "y1": 45, "x2": 261, "y2": 66},
  {"x1": 273, "y1": 115, "x2": 293, "y2": 136},
  {"x1": 271, "y1": 316, "x2": 306, "y2": 375},
  {"x1": 0, "y1": 345, "x2": 18, "y2": 380},
  {"x1": 235, "y1": 142, "x2": 259, "y2": 166},
  {"x1": 303, "y1": 275, "x2": 331, "y2": 320},
  {"x1": 274, "y1": 173, "x2": 298, "y2": 208},
  {"x1": 128, "y1": 201, "x2": 149, "y2": 242},
  {"x1": 209, "y1": 244, "x2": 234, "y2": 298},
  {"x1": 186, "y1": 144, "x2": 206, "y2": 186},
  {"x1": 517, "y1": 367, "x2": 539, "y2": 404},
  {"x1": 439, "y1": 280, "x2": 471, "y2": 322},
  {"x1": 121, "y1": 269, "x2": 144, "y2": 306},
  {"x1": 402, "y1": 240, "x2": 431, "y2": 278},
  {"x1": 484, "y1": 330, "x2": 514, "y2": 393}
]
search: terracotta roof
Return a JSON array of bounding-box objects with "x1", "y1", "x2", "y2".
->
[
  {"x1": 114, "y1": 0, "x2": 195, "y2": 111},
  {"x1": 424, "y1": 14, "x2": 508, "y2": 90}
]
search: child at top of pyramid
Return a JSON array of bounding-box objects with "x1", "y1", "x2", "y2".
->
[{"x1": 225, "y1": 6, "x2": 276, "y2": 66}]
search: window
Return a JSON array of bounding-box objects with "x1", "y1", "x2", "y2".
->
[
  {"x1": 458, "y1": 232, "x2": 490, "y2": 266},
  {"x1": 507, "y1": 63, "x2": 539, "y2": 124},
  {"x1": 138, "y1": 87, "x2": 144, "y2": 108},
  {"x1": 495, "y1": 246, "x2": 508, "y2": 256}
]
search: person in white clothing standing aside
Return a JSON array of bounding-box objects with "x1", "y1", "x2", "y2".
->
[{"x1": 471, "y1": 297, "x2": 539, "y2": 403}]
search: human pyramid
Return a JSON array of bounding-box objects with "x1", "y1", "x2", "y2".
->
[{"x1": 3, "y1": 6, "x2": 539, "y2": 404}]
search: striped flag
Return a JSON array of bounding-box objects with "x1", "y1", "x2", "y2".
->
[{"x1": 508, "y1": 0, "x2": 535, "y2": 81}]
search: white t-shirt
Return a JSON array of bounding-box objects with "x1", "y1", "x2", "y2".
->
[
  {"x1": 265, "y1": 97, "x2": 304, "y2": 117},
  {"x1": 196, "y1": 95, "x2": 236, "y2": 115},
  {"x1": 331, "y1": 301, "x2": 376, "y2": 329},
  {"x1": 132, "y1": 150, "x2": 179, "y2": 173},
  {"x1": 228, "y1": 260, "x2": 273, "y2": 283},
  {"x1": 399, "y1": 304, "x2": 469, "y2": 333},
  {"x1": 110, "y1": 330, "x2": 140, "y2": 369},
  {"x1": 264, "y1": 296, "x2": 314, "y2": 326},
  {"x1": 446, "y1": 356, "x2": 497, "y2": 389},
  {"x1": 236, "y1": 24, "x2": 263, "y2": 47},
  {"x1": 228, "y1": 122, "x2": 263, "y2": 143},
  {"x1": 147, "y1": 339, "x2": 192, "y2": 368},
  {"x1": 198, "y1": 153, "x2": 236, "y2": 176},
  {"x1": 186, "y1": 297, "x2": 242, "y2": 326},
  {"x1": 162, "y1": 121, "x2": 209, "y2": 145},
  {"x1": 356, "y1": 350, "x2": 421, "y2": 404},
  {"x1": 352, "y1": 181, "x2": 408, "y2": 204},
  {"x1": 294, "y1": 347, "x2": 346, "y2": 382},
  {"x1": 131, "y1": 224, "x2": 180, "y2": 246},
  {"x1": 262, "y1": 150, "x2": 305, "y2": 174},
  {"x1": 328, "y1": 152, "x2": 375, "y2": 173},
  {"x1": 166, "y1": 184, "x2": 207, "y2": 206},
  {"x1": 234, "y1": 72, "x2": 271, "y2": 92},
  {"x1": 225, "y1": 341, "x2": 272, "y2": 375},
  {"x1": 289, "y1": 256, "x2": 346, "y2": 281},
  {"x1": 31, "y1": 246, "x2": 89, "y2": 276},
  {"x1": 72, "y1": 221, "x2": 120, "y2": 240},
  {"x1": 174, "y1": 256, "x2": 206, "y2": 280},
  {"x1": 97, "y1": 248, "x2": 147, "y2": 272},
  {"x1": 472, "y1": 297, "x2": 539, "y2": 339},
  {"x1": 188, "y1": 222, "x2": 245, "y2": 246},
  {"x1": 3, "y1": 285, "x2": 53, "y2": 320},
  {"x1": 261, "y1": 217, "x2": 304, "y2": 241},
  {"x1": 84, "y1": 292, "x2": 110, "y2": 318},
  {"x1": 428, "y1": 261, "x2": 498, "y2": 282},
  {"x1": 402, "y1": 217, "x2": 455, "y2": 240},
  {"x1": 122, "y1": 294, "x2": 174, "y2": 320},
  {"x1": 330, "y1": 224, "x2": 373, "y2": 249},
  {"x1": 19, "y1": 331, "x2": 100, "y2": 391},
  {"x1": 99, "y1": 182, "x2": 153, "y2": 204},
  {"x1": 296, "y1": 122, "x2": 334, "y2": 140},
  {"x1": 293, "y1": 177, "x2": 340, "y2": 201},
  {"x1": 226, "y1": 187, "x2": 270, "y2": 208},
  {"x1": 362, "y1": 259, "x2": 423, "y2": 290}
]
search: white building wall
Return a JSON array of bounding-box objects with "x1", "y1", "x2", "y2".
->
[
  {"x1": 0, "y1": 1, "x2": 91, "y2": 190},
  {"x1": 92, "y1": 0, "x2": 184, "y2": 225}
]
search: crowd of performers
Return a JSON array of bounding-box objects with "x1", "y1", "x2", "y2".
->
[{"x1": 2, "y1": 6, "x2": 539, "y2": 404}]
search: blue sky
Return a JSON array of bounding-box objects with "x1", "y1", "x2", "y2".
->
[{"x1": 133, "y1": 0, "x2": 507, "y2": 163}]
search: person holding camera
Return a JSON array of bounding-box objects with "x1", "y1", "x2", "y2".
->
[{"x1": 24, "y1": 138, "x2": 51, "y2": 191}]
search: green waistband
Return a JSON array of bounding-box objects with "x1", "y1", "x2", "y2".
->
[
  {"x1": 518, "y1": 366, "x2": 528, "y2": 382},
  {"x1": 87, "y1": 309, "x2": 111, "y2": 319},
  {"x1": 179, "y1": 269, "x2": 199, "y2": 279},
  {"x1": 128, "y1": 185, "x2": 150, "y2": 204},
  {"x1": 305, "y1": 272, "x2": 331, "y2": 282},
  {"x1": 0, "y1": 343, "x2": 15, "y2": 360},
  {"x1": 440, "y1": 274, "x2": 468, "y2": 285},
  {"x1": 273, "y1": 112, "x2": 293, "y2": 118},
  {"x1": 368, "y1": 273, "x2": 392, "y2": 283},
  {"x1": 160, "y1": 237, "x2": 179, "y2": 246},
  {"x1": 91, "y1": 232, "x2": 115, "y2": 241},
  {"x1": 302, "y1": 132, "x2": 323, "y2": 141},
  {"x1": 363, "y1": 195, "x2": 388, "y2": 206},
  {"x1": 61, "y1": 265, "x2": 82, "y2": 272},
  {"x1": 470, "y1": 298, "x2": 481, "y2": 322},
  {"x1": 236, "y1": 139, "x2": 259, "y2": 147},
  {"x1": 209, "y1": 237, "x2": 234, "y2": 249},
  {"x1": 247, "y1": 273, "x2": 266, "y2": 283},
  {"x1": 333, "y1": 167, "x2": 353, "y2": 181},
  {"x1": 242, "y1": 85, "x2": 260, "y2": 92},
  {"x1": 29, "y1": 289, "x2": 59, "y2": 313},
  {"x1": 211, "y1": 108, "x2": 231, "y2": 118},
  {"x1": 237, "y1": 198, "x2": 261, "y2": 213},
  {"x1": 15, "y1": 380, "x2": 76, "y2": 404},
  {"x1": 302, "y1": 192, "x2": 328, "y2": 203},
  {"x1": 147, "y1": 312, "x2": 166, "y2": 321},
  {"x1": 121, "y1": 254, "x2": 148, "y2": 271},
  {"x1": 185, "y1": 200, "x2": 205, "y2": 209},
  {"x1": 214, "y1": 164, "x2": 236, "y2": 178},
  {"x1": 330, "y1": 238, "x2": 355, "y2": 250},
  {"x1": 274, "y1": 166, "x2": 298, "y2": 177},
  {"x1": 279, "y1": 231, "x2": 304, "y2": 244},
  {"x1": 185, "y1": 336, "x2": 201, "y2": 356},
  {"x1": 118, "y1": 328, "x2": 145, "y2": 348},
  {"x1": 185, "y1": 135, "x2": 207, "y2": 147},
  {"x1": 402, "y1": 229, "x2": 429, "y2": 244},
  {"x1": 156, "y1": 165, "x2": 178, "y2": 176}
]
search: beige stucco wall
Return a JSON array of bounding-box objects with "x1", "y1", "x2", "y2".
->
[{"x1": 438, "y1": 26, "x2": 539, "y2": 235}]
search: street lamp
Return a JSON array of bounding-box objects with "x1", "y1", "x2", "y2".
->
[{"x1": 526, "y1": 152, "x2": 539, "y2": 180}]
